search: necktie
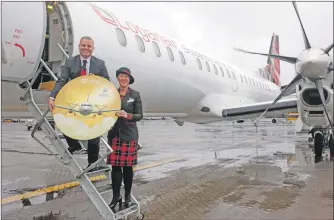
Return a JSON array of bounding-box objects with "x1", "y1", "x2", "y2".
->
[{"x1": 80, "y1": 60, "x2": 87, "y2": 76}]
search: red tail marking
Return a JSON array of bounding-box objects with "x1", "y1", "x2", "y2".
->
[{"x1": 271, "y1": 34, "x2": 280, "y2": 86}]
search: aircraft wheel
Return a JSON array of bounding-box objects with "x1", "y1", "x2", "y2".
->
[{"x1": 314, "y1": 131, "x2": 323, "y2": 157}]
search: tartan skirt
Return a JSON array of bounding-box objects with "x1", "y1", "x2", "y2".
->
[{"x1": 107, "y1": 136, "x2": 138, "y2": 166}]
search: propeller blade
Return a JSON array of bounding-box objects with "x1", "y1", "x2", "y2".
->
[
  {"x1": 314, "y1": 79, "x2": 333, "y2": 128},
  {"x1": 324, "y1": 43, "x2": 333, "y2": 54},
  {"x1": 234, "y1": 47, "x2": 297, "y2": 64},
  {"x1": 292, "y1": 2, "x2": 311, "y2": 49},
  {"x1": 252, "y1": 74, "x2": 303, "y2": 126}
]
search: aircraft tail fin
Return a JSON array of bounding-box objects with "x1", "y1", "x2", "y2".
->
[{"x1": 256, "y1": 33, "x2": 281, "y2": 87}]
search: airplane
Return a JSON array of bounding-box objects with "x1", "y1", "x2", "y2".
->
[{"x1": 1, "y1": 2, "x2": 332, "y2": 158}]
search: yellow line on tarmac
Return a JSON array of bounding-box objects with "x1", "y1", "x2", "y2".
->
[{"x1": 1, "y1": 157, "x2": 182, "y2": 205}]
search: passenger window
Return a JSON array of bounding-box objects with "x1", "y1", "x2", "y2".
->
[
  {"x1": 205, "y1": 61, "x2": 210, "y2": 72},
  {"x1": 240, "y1": 75, "x2": 244, "y2": 83},
  {"x1": 152, "y1": 41, "x2": 161, "y2": 57},
  {"x1": 219, "y1": 66, "x2": 224, "y2": 77},
  {"x1": 227, "y1": 69, "x2": 231, "y2": 78},
  {"x1": 135, "y1": 35, "x2": 145, "y2": 52},
  {"x1": 196, "y1": 58, "x2": 202, "y2": 70},
  {"x1": 166, "y1": 47, "x2": 174, "y2": 61},
  {"x1": 116, "y1": 28, "x2": 127, "y2": 47},
  {"x1": 231, "y1": 71, "x2": 236, "y2": 80},
  {"x1": 212, "y1": 64, "x2": 218, "y2": 75},
  {"x1": 179, "y1": 51, "x2": 186, "y2": 65}
]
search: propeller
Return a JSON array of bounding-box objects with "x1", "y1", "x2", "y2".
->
[
  {"x1": 233, "y1": 48, "x2": 297, "y2": 64},
  {"x1": 324, "y1": 43, "x2": 333, "y2": 54},
  {"x1": 292, "y1": 1, "x2": 311, "y2": 50},
  {"x1": 234, "y1": 1, "x2": 333, "y2": 129}
]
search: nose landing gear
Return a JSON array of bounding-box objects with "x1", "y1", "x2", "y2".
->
[{"x1": 309, "y1": 128, "x2": 334, "y2": 160}]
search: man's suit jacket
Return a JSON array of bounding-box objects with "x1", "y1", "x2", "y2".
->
[
  {"x1": 50, "y1": 55, "x2": 110, "y2": 99},
  {"x1": 108, "y1": 88, "x2": 143, "y2": 142}
]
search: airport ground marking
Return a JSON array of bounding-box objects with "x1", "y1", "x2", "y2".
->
[{"x1": 1, "y1": 157, "x2": 182, "y2": 205}]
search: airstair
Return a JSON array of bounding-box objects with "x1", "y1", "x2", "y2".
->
[{"x1": 19, "y1": 47, "x2": 144, "y2": 220}]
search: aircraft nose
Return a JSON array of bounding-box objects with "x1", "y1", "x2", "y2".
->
[
  {"x1": 307, "y1": 56, "x2": 329, "y2": 68},
  {"x1": 296, "y1": 57, "x2": 329, "y2": 79}
]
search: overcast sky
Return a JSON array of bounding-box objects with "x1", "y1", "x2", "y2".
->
[{"x1": 96, "y1": 2, "x2": 333, "y2": 85}]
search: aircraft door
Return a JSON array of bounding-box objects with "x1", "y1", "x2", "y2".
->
[{"x1": 2, "y1": 2, "x2": 47, "y2": 82}]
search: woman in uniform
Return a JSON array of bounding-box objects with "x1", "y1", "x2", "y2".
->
[{"x1": 107, "y1": 67, "x2": 143, "y2": 211}]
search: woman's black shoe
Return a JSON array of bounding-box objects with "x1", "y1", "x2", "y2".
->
[
  {"x1": 109, "y1": 195, "x2": 122, "y2": 212},
  {"x1": 124, "y1": 193, "x2": 131, "y2": 208}
]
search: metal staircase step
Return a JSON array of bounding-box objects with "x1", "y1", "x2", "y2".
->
[
  {"x1": 86, "y1": 166, "x2": 111, "y2": 176},
  {"x1": 96, "y1": 183, "x2": 113, "y2": 194},
  {"x1": 115, "y1": 203, "x2": 139, "y2": 219}
]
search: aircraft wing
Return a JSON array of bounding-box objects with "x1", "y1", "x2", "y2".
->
[{"x1": 220, "y1": 97, "x2": 297, "y2": 120}]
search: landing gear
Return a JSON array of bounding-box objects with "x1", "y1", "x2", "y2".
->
[
  {"x1": 309, "y1": 128, "x2": 334, "y2": 160},
  {"x1": 27, "y1": 126, "x2": 32, "y2": 131},
  {"x1": 313, "y1": 130, "x2": 323, "y2": 157}
]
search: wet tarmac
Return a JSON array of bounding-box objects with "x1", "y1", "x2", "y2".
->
[{"x1": 1, "y1": 119, "x2": 333, "y2": 220}]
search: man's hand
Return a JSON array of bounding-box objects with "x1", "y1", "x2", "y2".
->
[
  {"x1": 115, "y1": 110, "x2": 128, "y2": 118},
  {"x1": 48, "y1": 98, "x2": 55, "y2": 112}
]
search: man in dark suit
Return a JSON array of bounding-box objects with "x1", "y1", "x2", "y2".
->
[{"x1": 49, "y1": 36, "x2": 110, "y2": 170}]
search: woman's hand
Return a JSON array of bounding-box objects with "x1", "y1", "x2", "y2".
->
[{"x1": 116, "y1": 110, "x2": 128, "y2": 118}]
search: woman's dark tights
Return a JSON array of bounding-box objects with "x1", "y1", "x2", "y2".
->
[{"x1": 111, "y1": 166, "x2": 133, "y2": 206}]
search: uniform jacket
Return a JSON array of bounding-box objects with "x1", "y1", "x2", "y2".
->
[
  {"x1": 50, "y1": 55, "x2": 110, "y2": 99},
  {"x1": 108, "y1": 88, "x2": 143, "y2": 142}
]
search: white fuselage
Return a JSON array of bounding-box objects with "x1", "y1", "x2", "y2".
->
[{"x1": 1, "y1": 2, "x2": 284, "y2": 123}]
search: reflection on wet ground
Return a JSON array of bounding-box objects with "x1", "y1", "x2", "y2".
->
[{"x1": 1, "y1": 120, "x2": 333, "y2": 220}]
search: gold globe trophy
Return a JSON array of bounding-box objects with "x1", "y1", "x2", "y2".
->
[{"x1": 53, "y1": 74, "x2": 121, "y2": 140}]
